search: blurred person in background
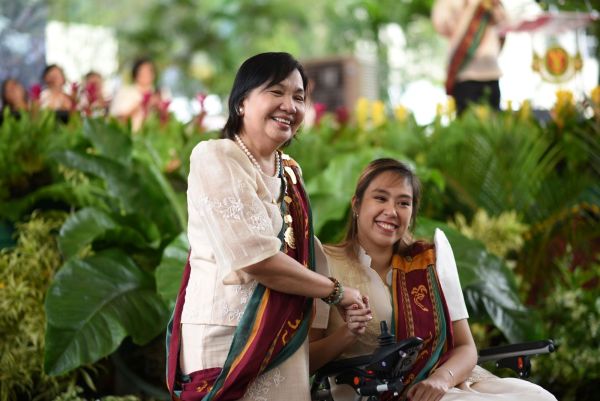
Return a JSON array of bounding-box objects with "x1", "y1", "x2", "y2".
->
[
  {"x1": 433, "y1": 0, "x2": 507, "y2": 114},
  {"x1": 40, "y1": 64, "x2": 74, "y2": 112},
  {"x1": 1, "y1": 78, "x2": 29, "y2": 122},
  {"x1": 110, "y1": 57, "x2": 163, "y2": 131},
  {"x1": 1, "y1": 78, "x2": 28, "y2": 125},
  {"x1": 79, "y1": 71, "x2": 110, "y2": 116}
]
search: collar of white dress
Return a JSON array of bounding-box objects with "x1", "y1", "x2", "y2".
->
[{"x1": 356, "y1": 246, "x2": 393, "y2": 286}]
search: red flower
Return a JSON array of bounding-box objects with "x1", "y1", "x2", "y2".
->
[
  {"x1": 314, "y1": 102, "x2": 327, "y2": 125},
  {"x1": 159, "y1": 99, "x2": 171, "y2": 125},
  {"x1": 29, "y1": 84, "x2": 42, "y2": 102},
  {"x1": 335, "y1": 105, "x2": 350, "y2": 126},
  {"x1": 141, "y1": 91, "x2": 153, "y2": 115},
  {"x1": 85, "y1": 82, "x2": 98, "y2": 105}
]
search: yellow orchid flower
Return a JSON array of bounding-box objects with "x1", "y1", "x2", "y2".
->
[
  {"x1": 518, "y1": 100, "x2": 531, "y2": 121},
  {"x1": 394, "y1": 105, "x2": 409, "y2": 123},
  {"x1": 355, "y1": 97, "x2": 370, "y2": 128},
  {"x1": 474, "y1": 105, "x2": 490, "y2": 121},
  {"x1": 371, "y1": 100, "x2": 386, "y2": 127}
]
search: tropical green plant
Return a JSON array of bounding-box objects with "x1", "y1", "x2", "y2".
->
[
  {"x1": 43, "y1": 118, "x2": 206, "y2": 376},
  {"x1": 0, "y1": 112, "x2": 91, "y2": 223},
  {"x1": 450, "y1": 209, "x2": 529, "y2": 259},
  {"x1": 532, "y1": 257, "x2": 600, "y2": 401},
  {"x1": 0, "y1": 99, "x2": 584, "y2": 392},
  {"x1": 0, "y1": 211, "x2": 80, "y2": 401}
]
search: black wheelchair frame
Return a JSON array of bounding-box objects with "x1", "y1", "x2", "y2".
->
[{"x1": 311, "y1": 321, "x2": 555, "y2": 401}]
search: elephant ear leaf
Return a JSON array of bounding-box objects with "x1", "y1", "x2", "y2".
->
[
  {"x1": 44, "y1": 249, "x2": 168, "y2": 376},
  {"x1": 83, "y1": 118, "x2": 132, "y2": 165},
  {"x1": 58, "y1": 207, "x2": 118, "y2": 260},
  {"x1": 155, "y1": 233, "x2": 189, "y2": 309}
]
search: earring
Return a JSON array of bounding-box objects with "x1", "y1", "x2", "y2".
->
[{"x1": 238, "y1": 107, "x2": 244, "y2": 115}]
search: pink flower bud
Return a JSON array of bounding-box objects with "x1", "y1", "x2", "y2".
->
[
  {"x1": 314, "y1": 102, "x2": 327, "y2": 125},
  {"x1": 29, "y1": 84, "x2": 42, "y2": 101}
]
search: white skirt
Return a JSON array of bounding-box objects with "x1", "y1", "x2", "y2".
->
[
  {"x1": 329, "y1": 366, "x2": 557, "y2": 401},
  {"x1": 180, "y1": 323, "x2": 313, "y2": 401}
]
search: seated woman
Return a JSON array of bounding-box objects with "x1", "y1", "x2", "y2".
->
[{"x1": 309, "y1": 158, "x2": 557, "y2": 401}]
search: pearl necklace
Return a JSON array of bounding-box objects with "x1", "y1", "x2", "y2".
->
[{"x1": 234, "y1": 134, "x2": 280, "y2": 177}]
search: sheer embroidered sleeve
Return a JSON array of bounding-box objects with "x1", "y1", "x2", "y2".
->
[{"x1": 187, "y1": 140, "x2": 282, "y2": 279}]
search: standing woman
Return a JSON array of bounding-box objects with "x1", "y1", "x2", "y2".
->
[
  {"x1": 166, "y1": 52, "x2": 366, "y2": 401},
  {"x1": 310, "y1": 159, "x2": 557, "y2": 401}
]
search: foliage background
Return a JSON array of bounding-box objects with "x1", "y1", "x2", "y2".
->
[{"x1": 1, "y1": 0, "x2": 599, "y2": 400}]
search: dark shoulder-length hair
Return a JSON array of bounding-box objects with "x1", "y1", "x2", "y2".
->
[
  {"x1": 334, "y1": 158, "x2": 424, "y2": 260},
  {"x1": 131, "y1": 57, "x2": 154, "y2": 81},
  {"x1": 222, "y1": 52, "x2": 308, "y2": 140},
  {"x1": 41, "y1": 64, "x2": 65, "y2": 82}
]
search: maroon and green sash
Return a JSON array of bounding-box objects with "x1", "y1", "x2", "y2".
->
[
  {"x1": 166, "y1": 155, "x2": 316, "y2": 401},
  {"x1": 390, "y1": 242, "x2": 455, "y2": 395},
  {"x1": 445, "y1": 0, "x2": 497, "y2": 95}
]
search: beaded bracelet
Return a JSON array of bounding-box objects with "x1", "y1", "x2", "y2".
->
[{"x1": 322, "y1": 277, "x2": 344, "y2": 305}]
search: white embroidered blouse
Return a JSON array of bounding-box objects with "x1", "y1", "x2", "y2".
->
[{"x1": 181, "y1": 138, "x2": 329, "y2": 328}]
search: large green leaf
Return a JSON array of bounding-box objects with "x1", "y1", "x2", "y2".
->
[
  {"x1": 0, "y1": 181, "x2": 109, "y2": 222},
  {"x1": 53, "y1": 150, "x2": 182, "y2": 236},
  {"x1": 44, "y1": 249, "x2": 168, "y2": 375},
  {"x1": 59, "y1": 207, "x2": 119, "y2": 259},
  {"x1": 415, "y1": 218, "x2": 543, "y2": 342},
  {"x1": 155, "y1": 233, "x2": 189, "y2": 309},
  {"x1": 59, "y1": 207, "x2": 161, "y2": 260},
  {"x1": 82, "y1": 119, "x2": 132, "y2": 166}
]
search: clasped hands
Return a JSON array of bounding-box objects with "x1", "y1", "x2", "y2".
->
[{"x1": 340, "y1": 294, "x2": 372, "y2": 336}]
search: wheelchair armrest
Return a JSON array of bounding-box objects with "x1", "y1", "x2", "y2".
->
[
  {"x1": 477, "y1": 339, "x2": 555, "y2": 378},
  {"x1": 478, "y1": 339, "x2": 555, "y2": 363}
]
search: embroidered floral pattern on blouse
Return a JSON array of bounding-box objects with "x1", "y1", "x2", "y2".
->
[
  {"x1": 235, "y1": 282, "x2": 257, "y2": 304},
  {"x1": 222, "y1": 302, "x2": 244, "y2": 322},
  {"x1": 245, "y1": 368, "x2": 286, "y2": 401},
  {"x1": 222, "y1": 282, "x2": 257, "y2": 322},
  {"x1": 246, "y1": 198, "x2": 272, "y2": 234},
  {"x1": 200, "y1": 178, "x2": 273, "y2": 234}
]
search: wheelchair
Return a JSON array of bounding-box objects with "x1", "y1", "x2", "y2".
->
[{"x1": 310, "y1": 321, "x2": 555, "y2": 401}]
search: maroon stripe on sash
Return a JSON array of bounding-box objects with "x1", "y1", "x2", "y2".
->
[{"x1": 445, "y1": 2, "x2": 492, "y2": 94}]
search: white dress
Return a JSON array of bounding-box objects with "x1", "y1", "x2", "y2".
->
[
  {"x1": 109, "y1": 85, "x2": 145, "y2": 131},
  {"x1": 323, "y1": 229, "x2": 557, "y2": 401},
  {"x1": 181, "y1": 138, "x2": 330, "y2": 401}
]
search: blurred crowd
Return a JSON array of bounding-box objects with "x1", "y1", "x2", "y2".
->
[{"x1": 0, "y1": 58, "x2": 188, "y2": 131}]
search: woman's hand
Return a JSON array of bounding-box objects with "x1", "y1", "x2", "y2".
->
[
  {"x1": 344, "y1": 297, "x2": 372, "y2": 336},
  {"x1": 339, "y1": 286, "x2": 366, "y2": 309},
  {"x1": 406, "y1": 368, "x2": 452, "y2": 401}
]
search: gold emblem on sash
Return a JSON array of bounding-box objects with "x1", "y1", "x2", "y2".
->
[
  {"x1": 411, "y1": 285, "x2": 429, "y2": 312},
  {"x1": 284, "y1": 226, "x2": 296, "y2": 249},
  {"x1": 284, "y1": 166, "x2": 297, "y2": 184}
]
